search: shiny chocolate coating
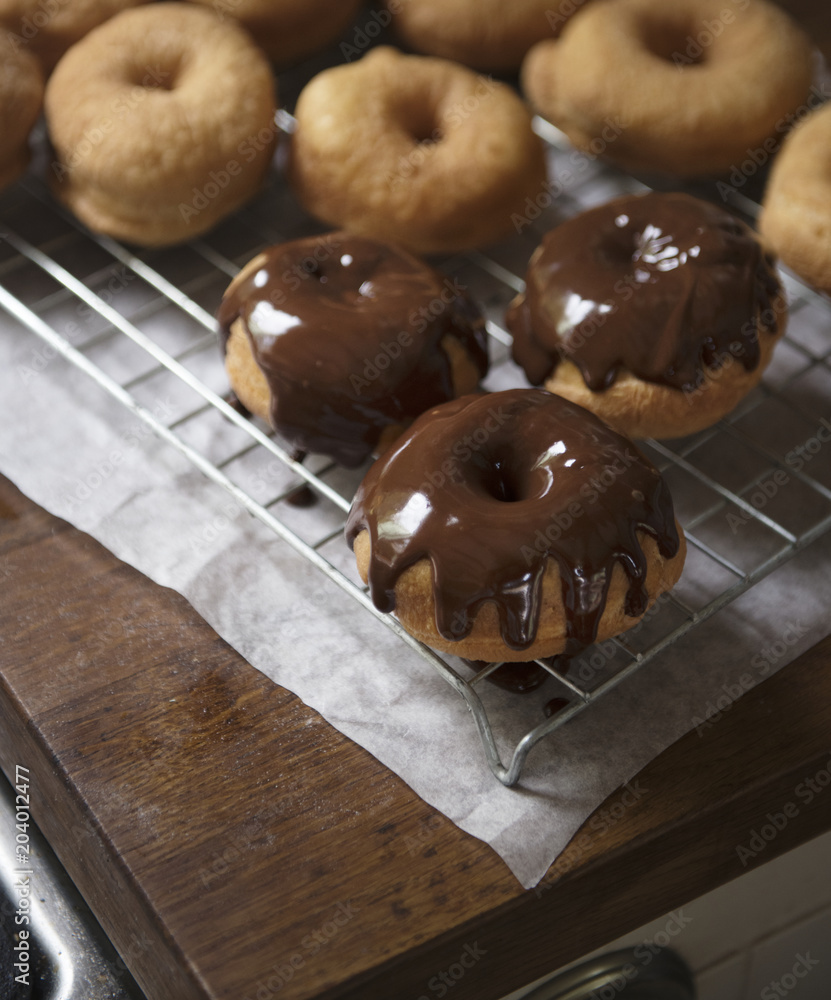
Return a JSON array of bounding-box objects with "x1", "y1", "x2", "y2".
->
[
  {"x1": 346, "y1": 389, "x2": 680, "y2": 651},
  {"x1": 218, "y1": 233, "x2": 488, "y2": 467},
  {"x1": 507, "y1": 192, "x2": 781, "y2": 391}
]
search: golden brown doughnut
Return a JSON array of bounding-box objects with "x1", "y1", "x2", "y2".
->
[
  {"x1": 506, "y1": 193, "x2": 787, "y2": 441},
  {"x1": 347, "y1": 389, "x2": 686, "y2": 662},
  {"x1": 44, "y1": 3, "x2": 276, "y2": 247},
  {"x1": 759, "y1": 103, "x2": 831, "y2": 292},
  {"x1": 0, "y1": 0, "x2": 148, "y2": 73},
  {"x1": 184, "y1": 0, "x2": 363, "y2": 67},
  {"x1": 521, "y1": 0, "x2": 814, "y2": 176},
  {"x1": 0, "y1": 29, "x2": 43, "y2": 189},
  {"x1": 218, "y1": 233, "x2": 489, "y2": 467},
  {"x1": 288, "y1": 46, "x2": 548, "y2": 255},
  {"x1": 381, "y1": 0, "x2": 589, "y2": 72}
]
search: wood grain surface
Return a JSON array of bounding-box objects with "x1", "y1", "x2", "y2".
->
[{"x1": 1, "y1": 469, "x2": 830, "y2": 1000}]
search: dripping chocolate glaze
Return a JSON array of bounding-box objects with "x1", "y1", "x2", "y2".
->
[
  {"x1": 218, "y1": 233, "x2": 488, "y2": 467},
  {"x1": 346, "y1": 389, "x2": 680, "y2": 651},
  {"x1": 507, "y1": 192, "x2": 781, "y2": 391}
]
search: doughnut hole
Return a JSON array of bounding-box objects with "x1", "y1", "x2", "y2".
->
[
  {"x1": 638, "y1": 15, "x2": 706, "y2": 66},
  {"x1": 393, "y1": 92, "x2": 444, "y2": 146},
  {"x1": 467, "y1": 445, "x2": 547, "y2": 504},
  {"x1": 125, "y1": 57, "x2": 179, "y2": 90}
]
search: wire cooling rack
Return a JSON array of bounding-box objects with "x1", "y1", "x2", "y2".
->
[{"x1": 1, "y1": 74, "x2": 830, "y2": 786}]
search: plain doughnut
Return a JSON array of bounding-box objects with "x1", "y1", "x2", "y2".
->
[
  {"x1": 759, "y1": 103, "x2": 831, "y2": 292},
  {"x1": 521, "y1": 0, "x2": 814, "y2": 176},
  {"x1": 0, "y1": 0, "x2": 148, "y2": 72},
  {"x1": 289, "y1": 46, "x2": 548, "y2": 255},
  {"x1": 45, "y1": 3, "x2": 277, "y2": 246},
  {"x1": 183, "y1": 0, "x2": 363, "y2": 66},
  {"x1": 381, "y1": 0, "x2": 590, "y2": 72}
]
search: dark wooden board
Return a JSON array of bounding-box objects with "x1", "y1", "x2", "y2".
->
[{"x1": 1, "y1": 470, "x2": 831, "y2": 1000}]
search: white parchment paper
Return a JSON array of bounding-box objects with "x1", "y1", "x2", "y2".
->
[{"x1": 2, "y1": 262, "x2": 830, "y2": 889}]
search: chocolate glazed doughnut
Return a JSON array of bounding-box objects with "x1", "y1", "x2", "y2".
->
[
  {"x1": 346, "y1": 389, "x2": 686, "y2": 662},
  {"x1": 507, "y1": 192, "x2": 786, "y2": 440},
  {"x1": 219, "y1": 233, "x2": 488, "y2": 467}
]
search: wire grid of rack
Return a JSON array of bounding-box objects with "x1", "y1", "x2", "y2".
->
[{"x1": 1, "y1": 88, "x2": 830, "y2": 786}]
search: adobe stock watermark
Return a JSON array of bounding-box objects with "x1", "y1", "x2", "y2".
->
[
  {"x1": 384, "y1": 75, "x2": 499, "y2": 189},
  {"x1": 349, "y1": 277, "x2": 468, "y2": 396},
  {"x1": 716, "y1": 81, "x2": 831, "y2": 201},
  {"x1": 683, "y1": 293, "x2": 787, "y2": 409},
  {"x1": 726, "y1": 416, "x2": 831, "y2": 534},
  {"x1": 16, "y1": 264, "x2": 138, "y2": 385},
  {"x1": 567, "y1": 592, "x2": 673, "y2": 688},
  {"x1": 188, "y1": 496, "x2": 247, "y2": 554},
  {"x1": 520, "y1": 446, "x2": 644, "y2": 566},
  {"x1": 257, "y1": 232, "x2": 344, "y2": 311},
  {"x1": 59, "y1": 397, "x2": 176, "y2": 513},
  {"x1": 735, "y1": 756, "x2": 831, "y2": 867},
  {"x1": 589, "y1": 911, "x2": 694, "y2": 1000},
  {"x1": 178, "y1": 119, "x2": 279, "y2": 225},
  {"x1": 785, "y1": 416, "x2": 831, "y2": 473},
  {"x1": 217, "y1": 232, "x2": 342, "y2": 342},
  {"x1": 340, "y1": 0, "x2": 411, "y2": 60},
  {"x1": 692, "y1": 620, "x2": 810, "y2": 736},
  {"x1": 419, "y1": 403, "x2": 514, "y2": 500},
  {"x1": 512, "y1": 116, "x2": 628, "y2": 232},
  {"x1": 760, "y1": 952, "x2": 820, "y2": 999},
  {"x1": 670, "y1": 0, "x2": 749, "y2": 68},
  {"x1": 545, "y1": 0, "x2": 591, "y2": 34},
  {"x1": 415, "y1": 942, "x2": 487, "y2": 999},
  {"x1": 534, "y1": 780, "x2": 650, "y2": 896},
  {"x1": 3, "y1": 0, "x2": 71, "y2": 53},
  {"x1": 524, "y1": 910, "x2": 693, "y2": 998},
  {"x1": 51, "y1": 66, "x2": 172, "y2": 182},
  {"x1": 279, "y1": 582, "x2": 336, "y2": 642},
  {"x1": 240, "y1": 901, "x2": 360, "y2": 1000}
]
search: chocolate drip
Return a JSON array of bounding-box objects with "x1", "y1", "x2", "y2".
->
[
  {"x1": 286, "y1": 484, "x2": 317, "y2": 508},
  {"x1": 223, "y1": 390, "x2": 251, "y2": 418},
  {"x1": 346, "y1": 389, "x2": 680, "y2": 651},
  {"x1": 507, "y1": 193, "x2": 781, "y2": 392},
  {"x1": 218, "y1": 233, "x2": 488, "y2": 467},
  {"x1": 543, "y1": 698, "x2": 570, "y2": 718},
  {"x1": 465, "y1": 659, "x2": 552, "y2": 693}
]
